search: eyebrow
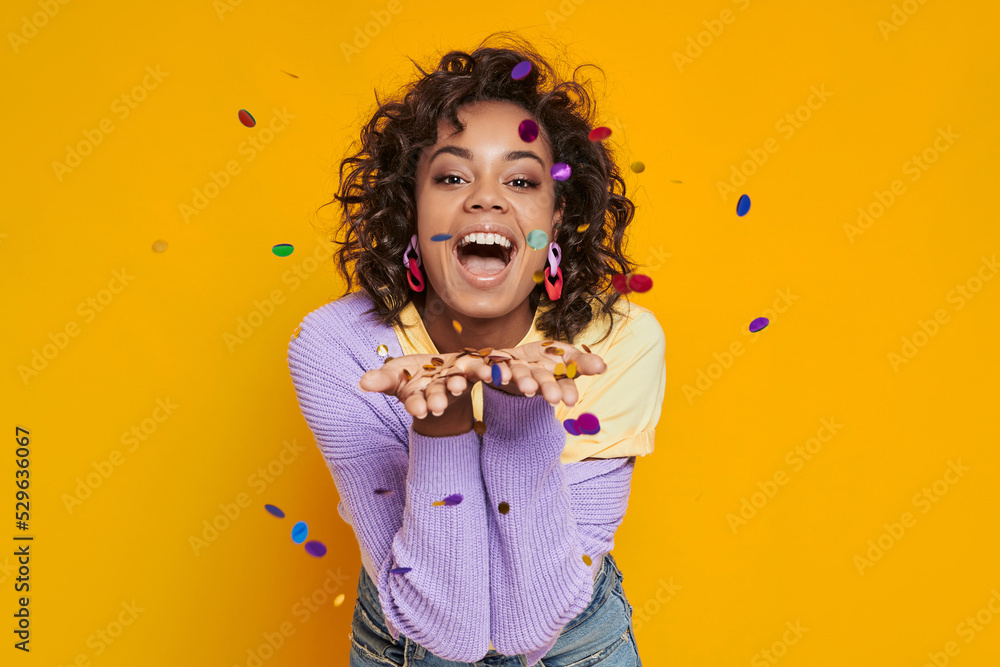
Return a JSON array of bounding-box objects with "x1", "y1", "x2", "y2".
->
[{"x1": 428, "y1": 145, "x2": 545, "y2": 169}]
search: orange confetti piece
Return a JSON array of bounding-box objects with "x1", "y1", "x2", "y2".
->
[
  {"x1": 453, "y1": 320, "x2": 462, "y2": 334},
  {"x1": 566, "y1": 361, "x2": 577, "y2": 379},
  {"x1": 554, "y1": 362, "x2": 566, "y2": 376}
]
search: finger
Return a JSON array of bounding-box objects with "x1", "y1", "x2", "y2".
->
[
  {"x1": 556, "y1": 377, "x2": 579, "y2": 406},
  {"x1": 403, "y1": 387, "x2": 429, "y2": 419},
  {"x1": 359, "y1": 368, "x2": 394, "y2": 393},
  {"x1": 445, "y1": 373, "x2": 468, "y2": 397},
  {"x1": 567, "y1": 351, "x2": 607, "y2": 376},
  {"x1": 530, "y1": 365, "x2": 563, "y2": 405},
  {"x1": 508, "y1": 362, "x2": 539, "y2": 396},
  {"x1": 422, "y1": 379, "x2": 450, "y2": 416}
]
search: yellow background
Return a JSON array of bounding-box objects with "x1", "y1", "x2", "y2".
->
[{"x1": 3, "y1": 0, "x2": 999, "y2": 664}]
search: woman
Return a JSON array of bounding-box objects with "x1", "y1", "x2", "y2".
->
[{"x1": 287, "y1": 33, "x2": 665, "y2": 667}]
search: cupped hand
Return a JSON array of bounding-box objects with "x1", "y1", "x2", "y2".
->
[
  {"x1": 358, "y1": 350, "x2": 499, "y2": 420},
  {"x1": 484, "y1": 340, "x2": 607, "y2": 407}
]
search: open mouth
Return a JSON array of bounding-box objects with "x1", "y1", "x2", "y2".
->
[{"x1": 455, "y1": 238, "x2": 515, "y2": 277}]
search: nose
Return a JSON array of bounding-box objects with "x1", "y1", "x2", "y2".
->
[{"x1": 465, "y1": 178, "x2": 508, "y2": 213}]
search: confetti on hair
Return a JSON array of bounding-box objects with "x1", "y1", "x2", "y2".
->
[
  {"x1": 431, "y1": 233, "x2": 452, "y2": 242},
  {"x1": 238, "y1": 109, "x2": 256, "y2": 127},
  {"x1": 264, "y1": 504, "x2": 285, "y2": 518},
  {"x1": 576, "y1": 223, "x2": 590, "y2": 233},
  {"x1": 737, "y1": 194, "x2": 751, "y2": 216},
  {"x1": 576, "y1": 413, "x2": 601, "y2": 435},
  {"x1": 518, "y1": 119, "x2": 539, "y2": 142},
  {"x1": 511, "y1": 61, "x2": 532, "y2": 80},
  {"x1": 526, "y1": 229, "x2": 548, "y2": 249},
  {"x1": 588, "y1": 127, "x2": 612, "y2": 142},
  {"x1": 390, "y1": 567, "x2": 412, "y2": 575},
  {"x1": 305, "y1": 541, "x2": 327, "y2": 557},
  {"x1": 749, "y1": 317, "x2": 769, "y2": 333},
  {"x1": 630, "y1": 161, "x2": 645, "y2": 173},
  {"x1": 563, "y1": 419, "x2": 581, "y2": 436},
  {"x1": 628, "y1": 274, "x2": 653, "y2": 293},
  {"x1": 272, "y1": 243, "x2": 294, "y2": 257},
  {"x1": 377, "y1": 344, "x2": 388, "y2": 357},
  {"x1": 291, "y1": 521, "x2": 308, "y2": 544},
  {"x1": 152, "y1": 240, "x2": 168, "y2": 252},
  {"x1": 498, "y1": 502, "x2": 510, "y2": 514},
  {"x1": 551, "y1": 163, "x2": 572, "y2": 181},
  {"x1": 452, "y1": 320, "x2": 462, "y2": 334}
]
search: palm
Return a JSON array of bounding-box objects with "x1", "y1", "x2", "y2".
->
[{"x1": 487, "y1": 340, "x2": 607, "y2": 405}]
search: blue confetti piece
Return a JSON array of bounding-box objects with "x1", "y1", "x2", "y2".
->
[
  {"x1": 264, "y1": 504, "x2": 285, "y2": 518},
  {"x1": 736, "y1": 194, "x2": 751, "y2": 217},
  {"x1": 291, "y1": 521, "x2": 308, "y2": 544},
  {"x1": 390, "y1": 567, "x2": 412, "y2": 575},
  {"x1": 492, "y1": 363, "x2": 503, "y2": 385},
  {"x1": 431, "y1": 233, "x2": 452, "y2": 242}
]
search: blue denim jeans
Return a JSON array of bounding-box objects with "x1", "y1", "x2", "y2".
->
[{"x1": 349, "y1": 552, "x2": 642, "y2": 666}]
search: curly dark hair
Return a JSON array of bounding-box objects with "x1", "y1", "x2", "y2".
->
[{"x1": 317, "y1": 31, "x2": 640, "y2": 345}]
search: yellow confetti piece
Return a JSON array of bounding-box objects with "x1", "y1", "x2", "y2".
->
[
  {"x1": 576, "y1": 223, "x2": 590, "y2": 233},
  {"x1": 291, "y1": 327, "x2": 301, "y2": 340},
  {"x1": 566, "y1": 361, "x2": 577, "y2": 379},
  {"x1": 533, "y1": 270, "x2": 545, "y2": 284},
  {"x1": 152, "y1": 240, "x2": 168, "y2": 252},
  {"x1": 554, "y1": 362, "x2": 566, "y2": 376},
  {"x1": 452, "y1": 319, "x2": 462, "y2": 334},
  {"x1": 432, "y1": 500, "x2": 446, "y2": 506},
  {"x1": 423, "y1": 364, "x2": 437, "y2": 371},
  {"x1": 583, "y1": 554, "x2": 592, "y2": 566},
  {"x1": 377, "y1": 344, "x2": 388, "y2": 357},
  {"x1": 333, "y1": 593, "x2": 346, "y2": 607}
]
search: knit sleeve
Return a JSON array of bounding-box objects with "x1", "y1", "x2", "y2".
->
[
  {"x1": 478, "y1": 383, "x2": 636, "y2": 665},
  {"x1": 287, "y1": 309, "x2": 491, "y2": 662}
]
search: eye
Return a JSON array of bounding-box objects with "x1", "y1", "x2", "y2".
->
[
  {"x1": 509, "y1": 178, "x2": 540, "y2": 190},
  {"x1": 432, "y1": 174, "x2": 466, "y2": 186}
]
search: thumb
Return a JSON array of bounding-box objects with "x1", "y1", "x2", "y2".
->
[{"x1": 359, "y1": 368, "x2": 394, "y2": 393}]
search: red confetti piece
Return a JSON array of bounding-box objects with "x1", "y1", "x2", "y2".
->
[
  {"x1": 238, "y1": 109, "x2": 256, "y2": 127},
  {"x1": 611, "y1": 274, "x2": 631, "y2": 294},
  {"x1": 588, "y1": 127, "x2": 612, "y2": 142},
  {"x1": 627, "y1": 274, "x2": 653, "y2": 293}
]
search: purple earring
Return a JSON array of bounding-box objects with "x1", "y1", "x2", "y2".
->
[
  {"x1": 404, "y1": 234, "x2": 424, "y2": 292},
  {"x1": 544, "y1": 241, "x2": 562, "y2": 301}
]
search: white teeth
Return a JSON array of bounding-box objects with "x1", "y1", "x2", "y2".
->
[{"x1": 459, "y1": 233, "x2": 512, "y2": 249}]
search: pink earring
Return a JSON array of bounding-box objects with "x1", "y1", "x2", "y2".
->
[
  {"x1": 403, "y1": 234, "x2": 424, "y2": 292},
  {"x1": 544, "y1": 241, "x2": 562, "y2": 301}
]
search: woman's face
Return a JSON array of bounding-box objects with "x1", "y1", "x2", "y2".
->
[{"x1": 413, "y1": 100, "x2": 563, "y2": 321}]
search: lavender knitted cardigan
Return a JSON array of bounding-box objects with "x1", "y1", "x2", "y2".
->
[{"x1": 287, "y1": 291, "x2": 637, "y2": 665}]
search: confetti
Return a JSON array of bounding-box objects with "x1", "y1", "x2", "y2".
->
[
  {"x1": 152, "y1": 240, "x2": 168, "y2": 252},
  {"x1": 473, "y1": 421, "x2": 486, "y2": 435},
  {"x1": 264, "y1": 504, "x2": 285, "y2": 518},
  {"x1": 444, "y1": 493, "x2": 463, "y2": 506},
  {"x1": 576, "y1": 223, "x2": 590, "y2": 233},
  {"x1": 582, "y1": 344, "x2": 592, "y2": 353},
  {"x1": 498, "y1": 502, "x2": 510, "y2": 514},
  {"x1": 563, "y1": 419, "x2": 581, "y2": 436},
  {"x1": 611, "y1": 274, "x2": 631, "y2": 294},
  {"x1": 477, "y1": 347, "x2": 493, "y2": 356},
  {"x1": 749, "y1": 317, "x2": 769, "y2": 333},
  {"x1": 374, "y1": 488, "x2": 394, "y2": 495},
  {"x1": 431, "y1": 233, "x2": 452, "y2": 242},
  {"x1": 526, "y1": 229, "x2": 548, "y2": 249},
  {"x1": 383, "y1": 356, "x2": 394, "y2": 364},
  {"x1": 544, "y1": 347, "x2": 565, "y2": 355},
  {"x1": 492, "y1": 363, "x2": 503, "y2": 385},
  {"x1": 305, "y1": 541, "x2": 327, "y2": 557},
  {"x1": 423, "y1": 364, "x2": 437, "y2": 371},
  {"x1": 238, "y1": 109, "x2": 256, "y2": 127},
  {"x1": 377, "y1": 344, "x2": 389, "y2": 357},
  {"x1": 431, "y1": 357, "x2": 444, "y2": 366},
  {"x1": 628, "y1": 274, "x2": 653, "y2": 293},
  {"x1": 737, "y1": 194, "x2": 751, "y2": 217},
  {"x1": 576, "y1": 413, "x2": 601, "y2": 435},
  {"x1": 671, "y1": 180, "x2": 683, "y2": 184},
  {"x1": 334, "y1": 594, "x2": 346, "y2": 607},
  {"x1": 551, "y1": 163, "x2": 572, "y2": 181},
  {"x1": 533, "y1": 270, "x2": 545, "y2": 284},
  {"x1": 389, "y1": 567, "x2": 412, "y2": 575},
  {"x1": 630, "y1": 161, "x2": 645, "y2": 173},
  {"x1": 291, "y1": 327, "x2": 301, "y2": 340},
  {"x1": 588, "y1": 127, "x2": 612, "y2": 142},
  {"x1": 518, "y1": 119, "x2": 539, "y2": 143},
  {"x1": 566, "y1": 361, "x2": 577, "y2": 379},
  {"x1": 554, "y1": 362, "x2": 566, "y2": 376},
  {"x1": 272, "y1": 243, "x2": 294, "y2": 257},
  {"x1": 279, "y1": 69, "x2": 299, "y2": 78},
  {"x1": 511, "y1": 60, "x2": 532, "y2": 80},
  {"x1": 291, "y1": 521, "x2": 308, "y2": 544},
  {"x1": 542, "y1": 341, "x2": 555, "y2": 346},
  {"x1": 402, "y1": 369, "x2": 412, "y2": 381},
  {"x1": 452, "y1": 320, "x2": 462, "y2": 334},
  {"x1": 583, "y1": 554, "x2": 592, "y2": 566}
]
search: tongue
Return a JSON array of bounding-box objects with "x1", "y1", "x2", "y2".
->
[{"x1": 460, "y1": 254, "x2": 507, "y2": 276}]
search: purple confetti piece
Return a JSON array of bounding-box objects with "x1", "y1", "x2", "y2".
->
[
  {"x1": 749, "y1": 317, "x2": 769, "y2": 333},
  {"x1": 304, "y1": 540, "x2": 327, "y2": 557},
  {"x1": 563, "y1": 418, "x2": 580, "y2": 436},
  {"x1": 551, "y1": 163, "x2": 571, "y2": 181},
  {"x1": 374, "y1": 488, "x2": 394, "y2": 495},
  {"x1": 518, "y1": 119, "x2": 539, "y2": 142},
  {"x1": 511, "y1": 61, "x2": 532, "y2": 80},
  {"x1": 576, "y1": 413, "x2": 600, "y2": 435},
  {"x1": 389, "y1": 567, "x2": 412, "y2": 575},
  {"x1": 443, "y1": 493, "x2": 463, "y2": 506}
]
